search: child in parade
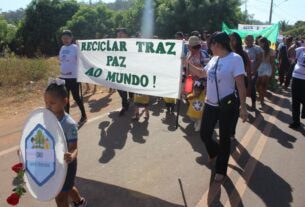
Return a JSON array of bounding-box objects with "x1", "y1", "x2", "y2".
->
[
  {"x1": 186, "y1": 81, "x2": 205, "y2": 132},
  {"x1": 132, "y1": 94, "x2": 150, "y2": 120},
  {"x1": 45, "y1": 78, "x2": 87, "y2": 207}
]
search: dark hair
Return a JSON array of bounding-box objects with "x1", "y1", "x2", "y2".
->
[
  {"x1": 192, "y1": 44, "x2": 201, "y2": 50},
  {"x1": 45, "y1": 83, "x2": 68, "y2": 99},
  {"x1": 210, "y1": 32, "x2": 232, "y2": 52},
  {"x1": 117, "y1": 28, "x2": 128, "y2": 35},
  {"x1": 255, "y1": 35, "x2": 262, "y2": 45},
  {"x1": 61, "y1": 30, "x2": 73, "y2": 37},
  {"x1": 286, "y1": 36, "x2": 293, "y2": 44},
  {"x1": 230, "y1": 32, "x2": 249, "y2": 66},
  {"x1": 176, "y1": 31, "x2": 184, "y2": 38},
  {"x1": 259, "y1": 37, "x2": 270, "y2": 56}
]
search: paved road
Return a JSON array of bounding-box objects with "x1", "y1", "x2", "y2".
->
[{"x1": 0, "y1": 88, "x2": 304, "y2": 207}]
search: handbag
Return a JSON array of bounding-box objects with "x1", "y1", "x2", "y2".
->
[{"x1": 214, "y1": 58, "x2": 237, "y2": 111}]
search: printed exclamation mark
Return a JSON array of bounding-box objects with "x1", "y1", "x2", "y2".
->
[{"x1": 153, "y1": 76, "x2": 156, "y2": 88}]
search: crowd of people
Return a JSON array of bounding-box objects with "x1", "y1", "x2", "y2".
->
[{"x1": 39, "y1": 28, "x2": 305, "y2": 207}]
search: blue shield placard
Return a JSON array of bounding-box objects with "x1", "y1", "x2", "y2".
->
[{"x1": 25, "y1": 124, "x2": 56, "y2": 186}]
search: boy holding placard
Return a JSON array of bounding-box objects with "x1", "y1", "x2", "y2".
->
[{"x1": 45, "y1": 79, "x2": 87, "y2": 207}]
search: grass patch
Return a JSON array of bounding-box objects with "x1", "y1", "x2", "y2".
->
[
  {"x1": 0, "y1": 57, "x2": 59, "y2": 116},
  {"x1": 0, "y1": 57, "x2": 59, "y2": 88}
]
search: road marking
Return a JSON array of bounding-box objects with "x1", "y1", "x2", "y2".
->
[
  {"x1": 195, "y1": 114, "x2": 262, "y2": 207},
  {"x1": 223, "y1": 97, "x2": 284, "y2": 207},
  {"x1": 195, "y1": 90, "x2": 282, "y2": 207},
  {"x1": 0, "y1": 145, "x2": 19, "y2": 157},
  {"x1": 0, "y1": 108, "x2": 120, "y2": 158}
]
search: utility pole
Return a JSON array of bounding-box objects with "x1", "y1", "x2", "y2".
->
[{"x1": 269, "y1": 0, "x2": 274, "y2": 24}]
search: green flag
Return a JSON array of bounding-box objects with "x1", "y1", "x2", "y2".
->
[{"x1": 222, "y1": 23, "x2": 280, "y2": 49}]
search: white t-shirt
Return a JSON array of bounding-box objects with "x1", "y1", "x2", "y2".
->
[
  {"x1": 204, "y1": 52, "x2": 245, "y2": 106},
  {"x1": 59, "y1": 44, "x2": 78, "y2": 79},
  {"x1": 244, "y1": 45, "x2": 263, "y2": 72},
  {"x1": 293, "y1": 47, "x2": 305, "y2": 80}
]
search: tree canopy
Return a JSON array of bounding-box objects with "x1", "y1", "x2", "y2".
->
[{"x1": 1, "y1": 0, "x2": 302, "y2": 57}]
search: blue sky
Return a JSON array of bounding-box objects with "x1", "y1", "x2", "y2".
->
[{"x1": 0, "y1": 0, "x2": 304, "y2": 25}]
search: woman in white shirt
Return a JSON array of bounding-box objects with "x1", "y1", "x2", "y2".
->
[
  {"x1": 289, "y1": 46, "x2": 305, "y2": 129},
  {"x1": 59, "y1": 30, "x2": 87, "y2": 125},
  {"x1": 187, "y1": 32, "x2": 248, "y2": 182}
]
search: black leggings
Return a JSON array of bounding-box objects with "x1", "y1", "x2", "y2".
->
[
  {"x1": 118, "y1": 90, "x2": 134, "y2": 109},
  {"x1": 200, "y1": 103, "x2": 238, "y2": 175},
  {"x1": 291, "y1": 77, "x2": 305, "y2": 124},
  {"x1": 63, "y1": 78, "x2": 86, "y2": 117}
]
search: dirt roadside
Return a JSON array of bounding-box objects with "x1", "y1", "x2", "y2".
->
[{"x1": 0, "y1": 86, "x2": 122, "y2": 151}]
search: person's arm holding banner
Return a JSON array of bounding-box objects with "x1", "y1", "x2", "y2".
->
[{"x1": 186, "y1": 61, "x2": 207, "y2": 78}]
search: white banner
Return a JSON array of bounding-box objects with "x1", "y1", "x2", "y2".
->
[
  {"x1": 77, "y1": 38, "x2": 183, "y2": 99},
  {"x1": 238, "y1": 24, "x2": 272, "y2": 31}
]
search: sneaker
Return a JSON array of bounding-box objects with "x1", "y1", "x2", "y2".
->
[
  {"x1": 289, "y1": 122, "x2": 301, "y2": 129},
  {"x1": 74, "y1": 198, "x2": 87, "y2": 207}
]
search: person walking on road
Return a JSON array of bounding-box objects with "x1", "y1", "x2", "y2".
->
[
  {"x1": 229, "y1": 32, "x2": 251, "y2": 139},
  {"x1": 59, "y1": 30, "x2": 87, "y2": 126},
  {"x1": 116, "y1": 28, "x2": 134, "y2": 116},
  {"x1": 256, "y1": 37, "x2": 275, "y2": 106},
  {"x1": 244, "y1": 35, "x2": 263, "y2": 110},
  {"x1": 289, "y1": 46, "x2": 305, "y2": 129},
  {"x1": 186, "y1": 32, "x2": 248, "y2": 182},
  {"x1": 278, "y1": 36, "x2": 293, "y2": 88}
]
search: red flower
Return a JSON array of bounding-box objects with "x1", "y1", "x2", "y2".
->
[
  {"x1": 6, "y1": 193, "x2": 20, "y2": 206},
  {"x1": 12, "y1": 163, "x2": 23, "y2": 174}
]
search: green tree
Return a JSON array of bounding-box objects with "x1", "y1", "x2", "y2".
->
[
  {"x1": 0, "y1": 16, "x2": 17, "y2": 54},
  {"x1": 65, "y1": 4, "x2": 114, "y2": 39},
  {"x1": 284, "y1": 21, "x2": 305, "y2": 38},
  {"x1": 16, "y1": 0, "x2": 79, "y2": 57},
  {"x1": 1, "y1": 9, "x2": 25, "y2": 24}
]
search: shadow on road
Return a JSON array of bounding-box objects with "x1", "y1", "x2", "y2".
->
[
  {"x1": 88, "y1": 93, "x2": 113, "y2": 113},
  {"x1": 206, "y1": 139, "x2": 293, "y2": 207},
  {"x1": 98, "y1": 112, "x2": 132, "y2": 164},
  {"x1": 76, "y1": 177, "x2": 184, "y2": 207},
  {"x1": 130, "y1": 117, "x2": 149, "y2": 144},
  {"x1": 231, "y1": 139, "x2": 293, "y2": 207},
  {"x1": 248, "y1": 108, "x2": 296, "y2": 149}
]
